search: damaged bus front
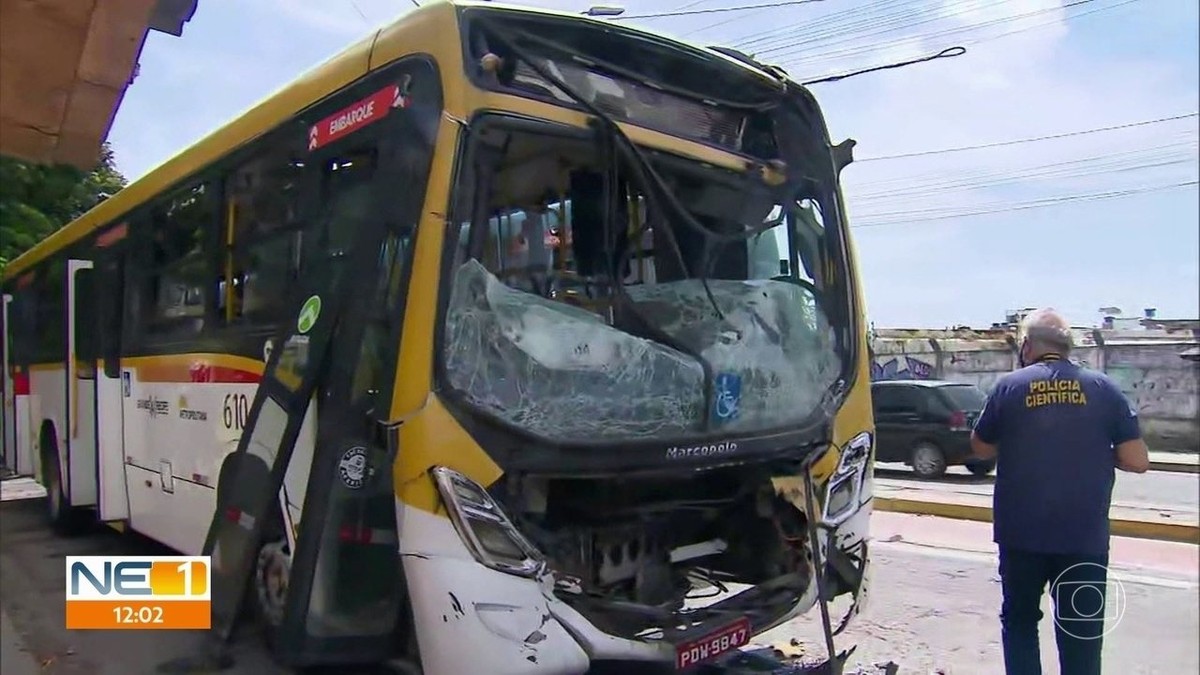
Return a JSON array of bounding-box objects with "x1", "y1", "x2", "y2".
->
[{"x1": 393, "y1": 5, "x2": 876, "y2": 673}]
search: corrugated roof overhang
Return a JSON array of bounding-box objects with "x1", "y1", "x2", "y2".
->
[{"x1": 0, "y1": 0, "x2": 197, "y2": 170}]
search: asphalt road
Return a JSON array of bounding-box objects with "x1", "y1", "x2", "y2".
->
[
  {"x1": 1, "y1": 497, "x2": 303, "y2": 675},
  {"x1": 2, "y1": 495, "x2": 1197, "y2": 675},
  {"x1": 875, "y1": 463, "x2": 1200, "y2": 515},
  {"x1": 761, "y1": 512, "x2": 1200, "y2": 675}
]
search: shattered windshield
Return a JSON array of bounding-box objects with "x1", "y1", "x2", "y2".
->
[{"x1": 442, "y1": 121, "x2": 843, "y2": 444}]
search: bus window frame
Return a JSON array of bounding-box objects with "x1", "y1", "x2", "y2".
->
[
  {"x1": 217, "y1": 125, "x2": 311, "y2": 331},
  {"x1": 129, "y1": 178, "x2": 222, "y2": 346},
  {"x1": 31, "y1": 255, "x2": 67, "y2": 365}
]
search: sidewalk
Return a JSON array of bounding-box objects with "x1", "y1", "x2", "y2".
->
[
  {"x1": 1, "y1": 607, "x2": 42, "y2": 675},
  {"x1": 874, "y1": 482, "x2": 1200, "y2": 544},
  {"x1": 0, "y1": 476, "x2": 46, "y2": 503}
]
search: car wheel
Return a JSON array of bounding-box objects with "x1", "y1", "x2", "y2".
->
[
  {"x1": 966, "y1": 460, "x2": 995, "y2": 477},
  {"x1": 910, "y1": 442, "x2": 947, "y2": 479}
]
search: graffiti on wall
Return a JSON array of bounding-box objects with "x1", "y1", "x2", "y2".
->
[{"x1": 871, "y1": 355, "x2": 936, "y2": 381}]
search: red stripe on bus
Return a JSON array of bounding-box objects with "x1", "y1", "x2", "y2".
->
[
  {"x1": 134, "y1": 361, "x2": 262, "y2": 384},
  {"x1": 96, "y1": 222, "x2": 129, "y2": 248},
  {"x1": 187, "y1": 364, "x2": 262, "y2": 384},
  {"x1": 11, "y1": 369, "x2": 30, "y2": 396}
]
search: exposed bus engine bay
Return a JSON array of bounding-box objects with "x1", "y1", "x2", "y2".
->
[{"x1": 496, "y1": 465, "x2": 825, "y2": 640}]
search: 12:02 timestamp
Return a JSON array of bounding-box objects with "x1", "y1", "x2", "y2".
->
[{"x1": 112, "y1": 605, "x2": 165, "y2": 625}]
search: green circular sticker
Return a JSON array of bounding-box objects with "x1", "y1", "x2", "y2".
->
[{"x1": 297, "y1": 295, "x2": 322, "y2": 334}]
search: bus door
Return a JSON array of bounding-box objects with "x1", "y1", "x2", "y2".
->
[
  {"x1": 65, "y1": 259, "x2": 99, "y2": 508},
  {"x1": 2, "y1": 290, "x2": 33, "y2": 477},
  {"x1": 1, "y1": 292, "x2": 17, "y2": 473},
  {"x1": 273, "y1": 62, "x2": 439, "y2": 666},
  {"x1": 93, "y1": 242, "x2": 130, "y2": 520},
  {"x1": 188, "y1": 59, "x2": 436, "y2": 670}
]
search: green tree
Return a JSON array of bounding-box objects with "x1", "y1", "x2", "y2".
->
[{"x1": 0, "y1": 143, "x2": 127, "y2": 276}]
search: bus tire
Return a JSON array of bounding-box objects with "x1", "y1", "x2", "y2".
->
[{"x1": 41, "y1": 425, "x2": 86, "y2": 536}]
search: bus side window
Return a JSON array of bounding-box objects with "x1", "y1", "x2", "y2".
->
[
  {"x1": 10, "y1": 288, "x2": 38, "y2": 367},
  {"x1": 307, "y1": 148, "x2": 379, "y2": 266},
  {"x1": 221, "y1": 137, "x2": 306, "y2": 327},
  {"x1": 144, "y1": 182, "x2": 216, "y2": 336},
  {"x1": 33, "y1": 259, "x2": 65, "y2": 363}
]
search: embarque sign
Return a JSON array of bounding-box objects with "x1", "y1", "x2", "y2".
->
[{"x1": 308, "y1": 83, "x2": 409, "y2": 151}]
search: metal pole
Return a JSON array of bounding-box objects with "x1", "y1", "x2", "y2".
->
[{"x1": 803, "y1": 470, "x2": 843, "y2": 675}]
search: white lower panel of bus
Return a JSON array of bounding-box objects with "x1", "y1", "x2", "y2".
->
[
  {"x1": 68, "y1": 378, "x2": 98, "y2": 508},
  {"x1": 3, "y1": 395, "x2": 33, "y2": 476},
  {"x1": 126, "y1": 464, "x2": 216, "y2": 556},
  {"x1": 399, "y1": 503, "x2": 593, "y2": 675},
  {"x1": 97, "y1": 371, "x2": 128, "y2": 520},
  {"x1": 118, "y1": 367, "x2": 317, "y2": 554}
]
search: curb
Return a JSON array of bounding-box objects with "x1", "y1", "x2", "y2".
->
[
  {"x1": 1149, "y1": 460, "x2": 1199, "y2": 474},
  {"x1": 875, "y1": 497, "x2": 1200, "y2": 545}
]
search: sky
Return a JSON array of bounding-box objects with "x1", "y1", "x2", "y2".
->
[{"x1": 106, "y1": 0, "x2": 1200, "y2": 329}]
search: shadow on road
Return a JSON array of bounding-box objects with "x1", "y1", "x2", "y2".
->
[{"x1": 873, "y1": 466, "x2": 995, "y2": 486}]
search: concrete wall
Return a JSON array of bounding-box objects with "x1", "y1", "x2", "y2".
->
[{"x1": 870, "y1": 328, "x2": 1200, "y2": 453}]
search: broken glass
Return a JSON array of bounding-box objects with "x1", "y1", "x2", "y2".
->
[
  {"x1": 444, "y1": 259, "x2": 842, "y2": 442},
  {"x1": 625, "y1": 278, "x2": 842, "y2": 433},
  {"x1": 444, "y1": 259, "x2": 705, "y2": 441}
]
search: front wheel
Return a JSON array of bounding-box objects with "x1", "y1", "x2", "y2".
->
[
  {"x1": 910, "y1": 442, "x2": 947, "y2": 479},
  {"x1": 254, "y1": 539, "x2": 291, "y2": 631}
]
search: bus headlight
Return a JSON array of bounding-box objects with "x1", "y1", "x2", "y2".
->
[
  {"x1": 834, "y1": 431, "x2": 872, "y2": 477},
  {"x1": 823, "y1": 432, "x2": 872, "y2": 526},
  {"x1": 431, "y1": 467, "x2": 546, "y2": 578}
]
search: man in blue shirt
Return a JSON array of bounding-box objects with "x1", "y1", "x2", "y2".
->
[{"x1": 970, "y1": 308, "x2": 1149, "y2": 675}]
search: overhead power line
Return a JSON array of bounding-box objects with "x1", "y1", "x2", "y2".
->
[
  {"x1": 703, "y1": 0, "x2": 931, "y2": 43},
  {"x1": 850, "y1": 180, "x2": 1199, "y2": 228},
  {"x1": 802, "y1": 46, "x2": 965, "y2": 85},
  {"x1": 745, "y1": 0, "x2": 1008, "y2": 56},
  {"x1": 773, "y1": 0, "x2": 1138, "y2": 75},
  {"x1": 852, "y1": 142, "x2": 1198, "y2": 202},
  {"x1": 719, "y1": 0, "x2": 1139, "y2": 85},
  {"x1": 612, "y1": 0, "x2": 824, "y2": 21},
  {"x1": 856, "y1": 113, "x2": 1200, "y2": 163}
]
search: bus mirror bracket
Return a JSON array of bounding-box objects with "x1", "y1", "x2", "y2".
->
[{"x1": 832, "y1": 138, "x2": 856, "y2": 174}]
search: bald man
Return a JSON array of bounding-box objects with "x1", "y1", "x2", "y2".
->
[{"x1": 970, "y1": 308, "x2": 1150, "y2": 675}]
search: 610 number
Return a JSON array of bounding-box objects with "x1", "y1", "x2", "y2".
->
[{"x1": 223, "y1": 393, "x2": 250, "y2": 430}]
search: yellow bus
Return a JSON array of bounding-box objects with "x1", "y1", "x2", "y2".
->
[{"x1": 0, "y1": 1, "x2": 875, "y2": 671}]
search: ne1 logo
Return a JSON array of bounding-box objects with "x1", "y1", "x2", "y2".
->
[{"x1": 65, "y1": 556, "x2": 211, "y2": 630}]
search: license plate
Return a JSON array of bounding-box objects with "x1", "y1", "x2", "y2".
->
[{"x1": 674, "y1": 616, "x2": 752, "y2": 670}]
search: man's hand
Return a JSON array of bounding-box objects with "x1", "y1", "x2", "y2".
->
[{"x1": 1115, "y1": 438, "x2": 1150, "y2": 473}]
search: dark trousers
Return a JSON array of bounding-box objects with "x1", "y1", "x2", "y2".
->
[{"x1": 998, "y1": 547, "x2": 1110, "y2": 675}]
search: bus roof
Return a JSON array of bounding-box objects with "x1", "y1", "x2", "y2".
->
[{"x1": 2, "y1": 0, "x2": 786, "y2": 283}]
